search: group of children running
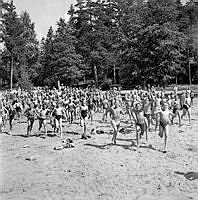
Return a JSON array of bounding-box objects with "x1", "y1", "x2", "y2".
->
[{"x1": 0, "y1": 86, "x2": 194, "y2": 153}]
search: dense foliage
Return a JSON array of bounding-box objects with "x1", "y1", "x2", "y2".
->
[{"x1": 1, "y1": 0, "x2": 198, "y2": 89}]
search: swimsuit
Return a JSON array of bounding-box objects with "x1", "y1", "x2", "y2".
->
[
  {"x1": 144, "y1": 113, "x2": 151, "y2": 119},
  {"x1": 160, "y1": 120, "x2": 169, "y2": 129},
  {"x1": 183, "y1": 104, "x2": 190, "y2": 110},
  {"x1": 55, "y1": 115, "x2": 62, "y2": 121},
  {"x1": 88, "y1": 103, "x2": 94, "y2": 111},
  {"x1": 136, "y1": 122, "x2": 145, "y2": 135},
  {"x1": 81, "y1": 110, "x2": 88, "y2": 119}
]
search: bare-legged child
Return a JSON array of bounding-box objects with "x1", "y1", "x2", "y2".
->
[
  {"x1": 132, "y1": 102, "x2": 148, "y2": 150},
  {"x1": 104, "y1": 100, "x2": 124, "y2": 144},
  {"x1": 8, "y1": 104, "x2": 16, "y2": 135},
  {"x1": 171, "y1": 95, "x2": 181, "y2": 126},
  {"x1": 181, "y1": 92, "x2": 192, "y2": 125},
  {"x1": 68, "y1": 98, "x2": 76, "y2": 124},
  {"x1": 0, "y1": 101, "x2": 8, "y2": 133},
  {"x1": 38, "y1": 104, "x2": 50, "y2": 137},
  {"x1": 24, "y1": 103, "x2": 38, "y2": 136},
  {"x1": 52, "y1": 102, "x2": 65, "y2": 138},
  {"x1": 80, "y1": 99, "x2": 89, "y2": 139},
  {"x1": 125, "y1": 94, "x2": 133, "y2": 125},
  {"x1": 158, "y1": 103, "x2": 174, "y2": 153},
  {"x1": 102, "y1": 98, "x2": 109, "y2": 122},
  {"x1": 151, "y1": 92, "x2": 161, "y2": 131},
  {"x1": 143, "y1": 97, "x2": 152, "y2": 131},
  {"x1": 0, "y1": 101, "x2": 3, "y2": 133},
  {"x1": 88, "y1": 98, "x2": 96, "y2": 125}
]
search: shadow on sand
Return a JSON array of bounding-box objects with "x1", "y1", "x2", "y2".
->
[
  {"x1": 12, "y1": 132, "x2": 57, "y2": 138},
  {"x1": 84, "y1": 139, "x2": 157, "y2": 151},
  {"x1": 174, "y1": 171, "x2": 198, "y2": 181},
  {"x1": 65, "y1": 131, "x2": 79, "y2": 135},
  {"x1": 84, "y1": 142, "x2": 134, "y2": 150}
]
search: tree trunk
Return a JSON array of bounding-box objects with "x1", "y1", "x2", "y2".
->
[
  {"x1": 94, "y1": 65, "x2": 98, "y2": 87},
  {"x1": 113, "y1": 64, "x2": 116, "y2": 84},
  {"x1": 10, "y1": 56, "x2": 14, "y2": 90},
  {"x1": 176, "y1": 73, "x2": 178, "y2": 85}
]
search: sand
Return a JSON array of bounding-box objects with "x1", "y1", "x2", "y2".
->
[{"x1": 0, "y1": 99, "x2": 198, "y2": 200}]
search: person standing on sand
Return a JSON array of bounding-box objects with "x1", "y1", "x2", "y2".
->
[
  {"x1": 0, "y1": 99, "x2": 8, "y2": 133},
  {"x1": 0, "y1": 100, "x2": 4, "y2": 133},
  {"x1": 88, "y1": 98, "x2": 96, "y2": 125},
  {"x1": 125, "y1": 93, "x2": 133, "y2": 125},
  {"x1": 151, "y1": 92, "x2": 161, "y2": 131},
  {"x1": 180, "y1": 90, "x2": 186, "y2": 109},
  {"x1": 158, "y1": 103, "x2": 174, "y2": 153},
  {"x1": 143, "y1": 96, "x2": 152, "y2": 131},
  {"x1": 170, "y1": 95, "x2": 181, "y2": 126},
  {"x1": 67, "y1": 98, "x2": 76, "y2": 124},
  {"x1": 80, "y1": 99, "x2": 90, "y2": 139},
  {"x1": 52, "y1": 102, "x2": 66, "y2": 138},
  {"x1": 38, "y1": 104, "x2": 50, "y2": 137},
  {"x1": 181, "y1": 92, "x2": 192, "y2": 125},
  {"x1": 104, "y1": 100, "x2": 124, "y2": 144},
  {"x1": 131, "y1": 102, "x2": 148, "y2": 150},
  {"x1": 24, "y1": 103, "x2": 38, "y2": 136},
  {"x1": 102, "y1": 97, "x2": 109, "y2": 122},
  {"x1": 7, "y1": 103, "x2": 17, "y2": 135}
]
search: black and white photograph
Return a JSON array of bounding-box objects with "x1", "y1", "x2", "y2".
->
[{"x1": 0, "y1": 0, "x2": 198, "y2": 199}]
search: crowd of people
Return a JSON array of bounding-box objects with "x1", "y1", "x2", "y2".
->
[{"x1": 0, "y1": 85, "x2": 195, "y2": 153}]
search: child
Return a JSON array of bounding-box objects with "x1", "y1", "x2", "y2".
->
[
  {"x1": 24, "y1": 103, "x2": 38, "y2": 136},
  {"x1": 158, "y1": 103, "x2": 174, "y2": 153},
  {"x1": 102, "y1": 97, "x2": 109, "y2": 122},
  {"x1": 14, "y1": 99, "x2": 23, "y2": 122},
  {"x1": 143, "y1": 96, "x2": 152, "y2": 131},
  {"x1": 181, "y1": 92, "x2": 192, "y2": 125},
  {"x1": 132, "y1": 102, "x2": 148, "y2": 150},
  {"x1": 151, "y1": 92, "x2": 161, "y2": 131},
  {"x1": 8, "y1": 103, "x2": 16, "y2": 135},
  {"x1": 80, "y1": 99, "x2": 89, "y2": 139},
  {"x1": 52, "y1": 102, "x2": 65, "y2": 138},
  {"x1": 104, "y1": 100, "x2": 124, "y2": 144},
  {"x1": 0, "y1": 100, "x2": 8, "y2": 133},
  {"x1": 125, "y1": 93, "x2": 133, "y2": 125},
  {"x1": 171, "y1": 95, "x2": 181, "y2": 126},
  {"x1": 88, "y1": 98, "x2": 96, "y2": 125},
  {"x1": 38, "y1": 104, "x2": 50, "y2": 137},
  {"x1": 67, "y1": 98, "x2": 76, "y2": 124}
]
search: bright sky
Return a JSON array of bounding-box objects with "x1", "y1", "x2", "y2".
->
[
  {"x1": 13, "y1": 0, "x2": 189, "y2": 41},
  {"x1": 14, "y1": 0, "x2": 76, "y2": 40}
]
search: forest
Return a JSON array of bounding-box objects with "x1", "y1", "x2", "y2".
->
[{"x1": 0, "y1": 0, "x2": 198, "y2": 89}]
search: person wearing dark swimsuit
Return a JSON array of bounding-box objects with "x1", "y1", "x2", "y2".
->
[
  {"x1": 88, "y1": 98, "x2": 96, "y2": 124},
  {"x1": 24, "y1": 103, "x2": 38, "y2": 136},
  {"x1": 158, "y1": 103, "x2": 174, "y2": 153},
  {"x1": 80, "y1": 99, "x2": 89, "y2": 139}
]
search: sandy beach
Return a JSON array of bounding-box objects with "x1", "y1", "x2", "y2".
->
[{"x1": 0, "y1": 99, "x2": 198, "y2": 200}]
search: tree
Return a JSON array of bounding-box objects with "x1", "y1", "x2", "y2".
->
[
  {"x1": 2, "y1": 1, "x2": 39, "y2": 89},
  {"x1": 52, "y1": 18, "x2": 84, "y2": 85},
  {"x1": 18, "y1": 11, "x2": 40, "y2": 89},
  {"x1": 2, "y1": 0, "x2": 26, "y2": 89},
  {"x1": 119, "y1": 0, "x2": 189, "y2": 87},
  {"x1": 68, "y1": 0, "x2": 121, "y2": 85},
  {"x1": 39, "y1": 26, "x2": 55, "y2": 86}
]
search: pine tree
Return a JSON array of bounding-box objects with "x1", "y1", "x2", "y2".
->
[
  {"x1": 52, "y1": 18, "x2": 84, "y2": 85},
  {"x1": 18, "y1": 11, "x2": 40, "y2": 89},
  {"x1": 2, "y1": 1, "x2": 39, "y2": 89},
  {"x1": 39, "y1": 26, "x2": 55, "y2": 86},
  {"x1": 2, "y1": 0, "x2": 26, "y2": 89}
]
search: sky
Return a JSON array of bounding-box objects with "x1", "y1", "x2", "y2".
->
[
  {"x1": 14, "y1": 0, "x2": 76, "y2": 40},
  {"x1": 13, "y1": 0, "x2": 189, "y2": 41}
]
